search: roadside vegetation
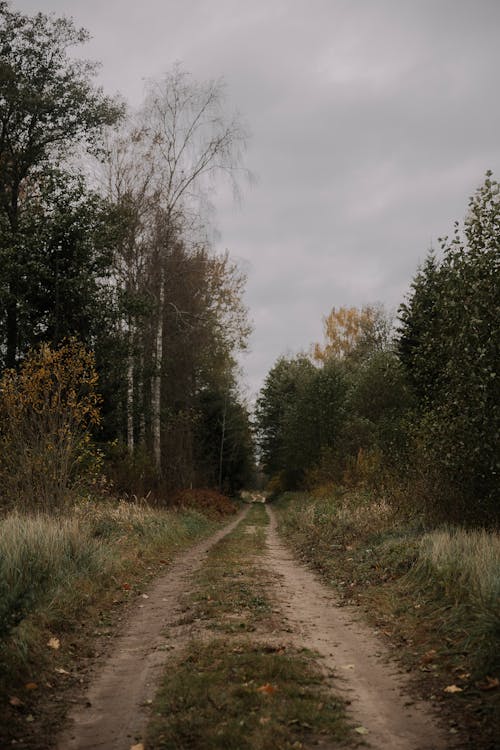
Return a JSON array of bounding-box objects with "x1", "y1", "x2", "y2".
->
[
  {"x1": 256, "y1": 174, "x2": 499, "y2": 749},
  {"x1": 0, "y1": 500, "x2": 228, "y2": 747},
  {"x1": 147, "y1": 504, "x2": 352, "y2": 750},
  {"x1": 275, "y1": 491, "x2": 500, "y2": 748},
  {"x1": 0, "y1": 2, "x2": 255, "y2": 502},
  {"x1": 256, "y1": 174, "x2": 499, "y2": 525}
]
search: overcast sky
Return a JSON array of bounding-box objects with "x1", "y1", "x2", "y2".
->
[{"x1": 14, "y1": 0, "x2": 500, "y2": 397}]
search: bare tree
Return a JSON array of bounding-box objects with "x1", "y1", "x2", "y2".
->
[
  {"x1": 139, "y1": 65, "x2": 249, "y2": 470},
  {"x1": 102, "y1": 65, "x2": 249, "y2": 475}
]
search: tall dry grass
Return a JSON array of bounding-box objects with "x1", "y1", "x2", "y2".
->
[
  {"x1": 0, "y1": 500, "x2": 216, "y2": 692},
  {"x1": 0, "y1": 513, "x2": 111, "y2": 640},
  {"x1": 276, "y1": 490, "x2": 500, "y2": 673},
  {"x1": 409, "y1": 527, "x2": 500, "y2": 671}
]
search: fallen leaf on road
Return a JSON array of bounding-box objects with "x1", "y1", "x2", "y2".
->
[
  {"x1": 47, "y1": 637, "x2": 60, "y2": 650},
  {"x1": 24, "y1": 682, "x2": 38, "y2": 691},
  {"x1": 141, "y1": 594, "x2": 149, "y2": 599},
  {"x1": 355, "y1": 726, "x2": 369, "y2": 735},
  {"x1": 421, "y1": 649, "x2": 437, "y2": 664},
  {"x1": 444, "y1": 685, "x2": 463, "y2": 694},
  {"x1": 476, "y1": 676, "x2": 499, "y2": 691},
  {"x1": 9, "y1": 696, "x2": 24, "y2": 707},
  {"x1": 257, "y1": 683, "x2": 277, "y2": 695}
]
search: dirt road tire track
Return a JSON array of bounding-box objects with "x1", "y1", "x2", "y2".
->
[
  {"x1": 55, "y1": 507, "x2": 248, "y2": 750},
  {"x1": 266, "y1": 504, "x2": 450, "y2": 750},
  {"x1": 56, "y1": 502, "x2": 452, "y2": 750}
]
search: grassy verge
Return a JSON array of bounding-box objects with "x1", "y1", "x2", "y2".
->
[
  {"x1": 0, "y1": 499, "x2": 223, "y2": 748},
  {"x1": 275, "y1": 489, "x2": 500, "y2": 749},
  {"x1": 147, "y1": 504, "x2": 352, "y2": 750}
]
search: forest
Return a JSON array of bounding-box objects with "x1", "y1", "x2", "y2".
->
[
  {"x1": 256, "y1": 173, "x2": 499, "y2": 526},
  {"x1": 0, "y1": 2, "x2": 255, "y2": 509},
  {"x1": 0, "y1": 4, "x2": 499, "y2": 749}
]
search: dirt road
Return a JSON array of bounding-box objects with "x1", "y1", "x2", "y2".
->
[
  {"x1": 56, "y1": 503, "x2": 449, "y2": 749},
  {"x1": 56, "y1": 509, "x2": 248, "y2": 750},
  {"x1": 265, "y1": 505, "x2": 449, "y2": 750}
]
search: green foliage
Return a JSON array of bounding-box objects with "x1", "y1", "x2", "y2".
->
[
  {"x1": 0, "y1": 2, "x2": 122, "y2": 367},
  {"x1": 398, "y1": 172, "x2": 500, "y2": 521},
  {"x1": 195, "y1": 386, "x2": 255, "y2": 494},
  {"x1": 255, "y1": 356, "x2": 319, "y2": 487},
  {"x1": 0, "y1": 170, "x2": 123, "y2": 366},
  {"x1": 256, "y1": 319, "x2": 411, "y2": 490}
]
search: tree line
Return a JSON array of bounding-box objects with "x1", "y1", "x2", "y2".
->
[
  {"x1": 256, "y1": 175, "x2": 499, "y2": 525},
  {"x1": 0, "y1": 2, "x2": 255, "y2": 507}
]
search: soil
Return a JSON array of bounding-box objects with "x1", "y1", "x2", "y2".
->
[
  {"x1": 55, "y1": 508, "x2": 248, "y2": 750},
  {"x1": 54, "y1": 502, "x2": 451, "y2": 750},
  {"x1": 264, "y1": 505, "x2": 450, "y2": 750}
]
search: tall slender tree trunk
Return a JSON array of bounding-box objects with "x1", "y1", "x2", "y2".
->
[
  {"x1": 152, "y1": 271, "x2": 163, "y2": 472},
  {"x1": 6, "y1": 292, "x2": 18, "y2": 368},
  {"x1": 126, "y1": 343, "x2": 134, "y2": 452}
]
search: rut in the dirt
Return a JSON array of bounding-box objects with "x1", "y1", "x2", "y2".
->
[
  {"x1": 56, "y1": 508, "x2": 248, "y2": 750},
  {"x1": 265, "y1": 504, "x2": 449, "y2": 750},
  {"x1": 57, "y1": 502, "x2": 450, "y2": 750}
]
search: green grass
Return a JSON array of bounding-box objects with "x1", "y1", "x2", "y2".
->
[
  {"x1": 187, "y1": 503, "x2": 272, "y2": 631},
  {"x1": 147, "y1": 639, "x2": 349, "y2": 750}
]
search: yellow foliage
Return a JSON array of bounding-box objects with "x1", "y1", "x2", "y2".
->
[
  {"x1": 313, "y1": 305, "x2": 375, "y2": 362},
  {"x1": 0, "y1": 340, "x2": 102, "y2": 511},
  {"x1": 342, "y1": 448, "x2": 383, "y2": 488}
]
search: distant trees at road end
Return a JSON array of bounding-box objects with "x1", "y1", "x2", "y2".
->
[{"x1": 256, "y1": 174, "x2": 499, "y2": 525}]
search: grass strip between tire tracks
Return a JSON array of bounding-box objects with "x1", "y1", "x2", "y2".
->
[{"x1": 146, "y1": 503, "x2": 352, "y2": 750}]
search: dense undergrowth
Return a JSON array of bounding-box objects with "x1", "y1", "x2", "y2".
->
[
  {"x1": 275, "y1": 488, "x2": 500, "y2": 749},
  {"x1": 0, "y1": 497, "x2": 230, "y2": 746}
]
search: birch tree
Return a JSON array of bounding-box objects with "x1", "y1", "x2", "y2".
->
[
  {"x1": 102, "y1": 66, "x2": 249, "y2": 479},
  {"x1": 139, "y1": 65, "x2": 248, "y2": 470}
]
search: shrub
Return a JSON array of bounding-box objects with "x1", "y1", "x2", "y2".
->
[
  {"x1": 171, "y1": 488, "x2": 237, "y2": 517},
  {"x1": 0, "y1": 340, "x2": 101, "y2": 511}
]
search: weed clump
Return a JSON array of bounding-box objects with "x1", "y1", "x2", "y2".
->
[{"x1": 172, "y1": 488, "x2": 237, "y2": 517}]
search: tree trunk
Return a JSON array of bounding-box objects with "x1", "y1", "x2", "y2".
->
[
  {"x1": 127, "y1": 350, "x2": 134, "y2": 452},
  {"x1": 152, "y1": 274, "x2": 163, "y2": 472},
  {"x1": 6, "y1": 293, "x2": 17, "y2": 368}
]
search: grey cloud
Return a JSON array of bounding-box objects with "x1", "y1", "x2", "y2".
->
[{"x1": 13, "y1": 0, "x2": 500, "y2": 396}]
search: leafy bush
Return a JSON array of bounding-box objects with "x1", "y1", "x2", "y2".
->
[
  {"x1": 398, "y1": 173, "x2": 500, "y2": 522},
  {"x1": 171, "y1": 488, "x2": 237, "y2": 517},
  {"x1": 0, "y1": 340, "x2": 101, "y2": 511}
]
